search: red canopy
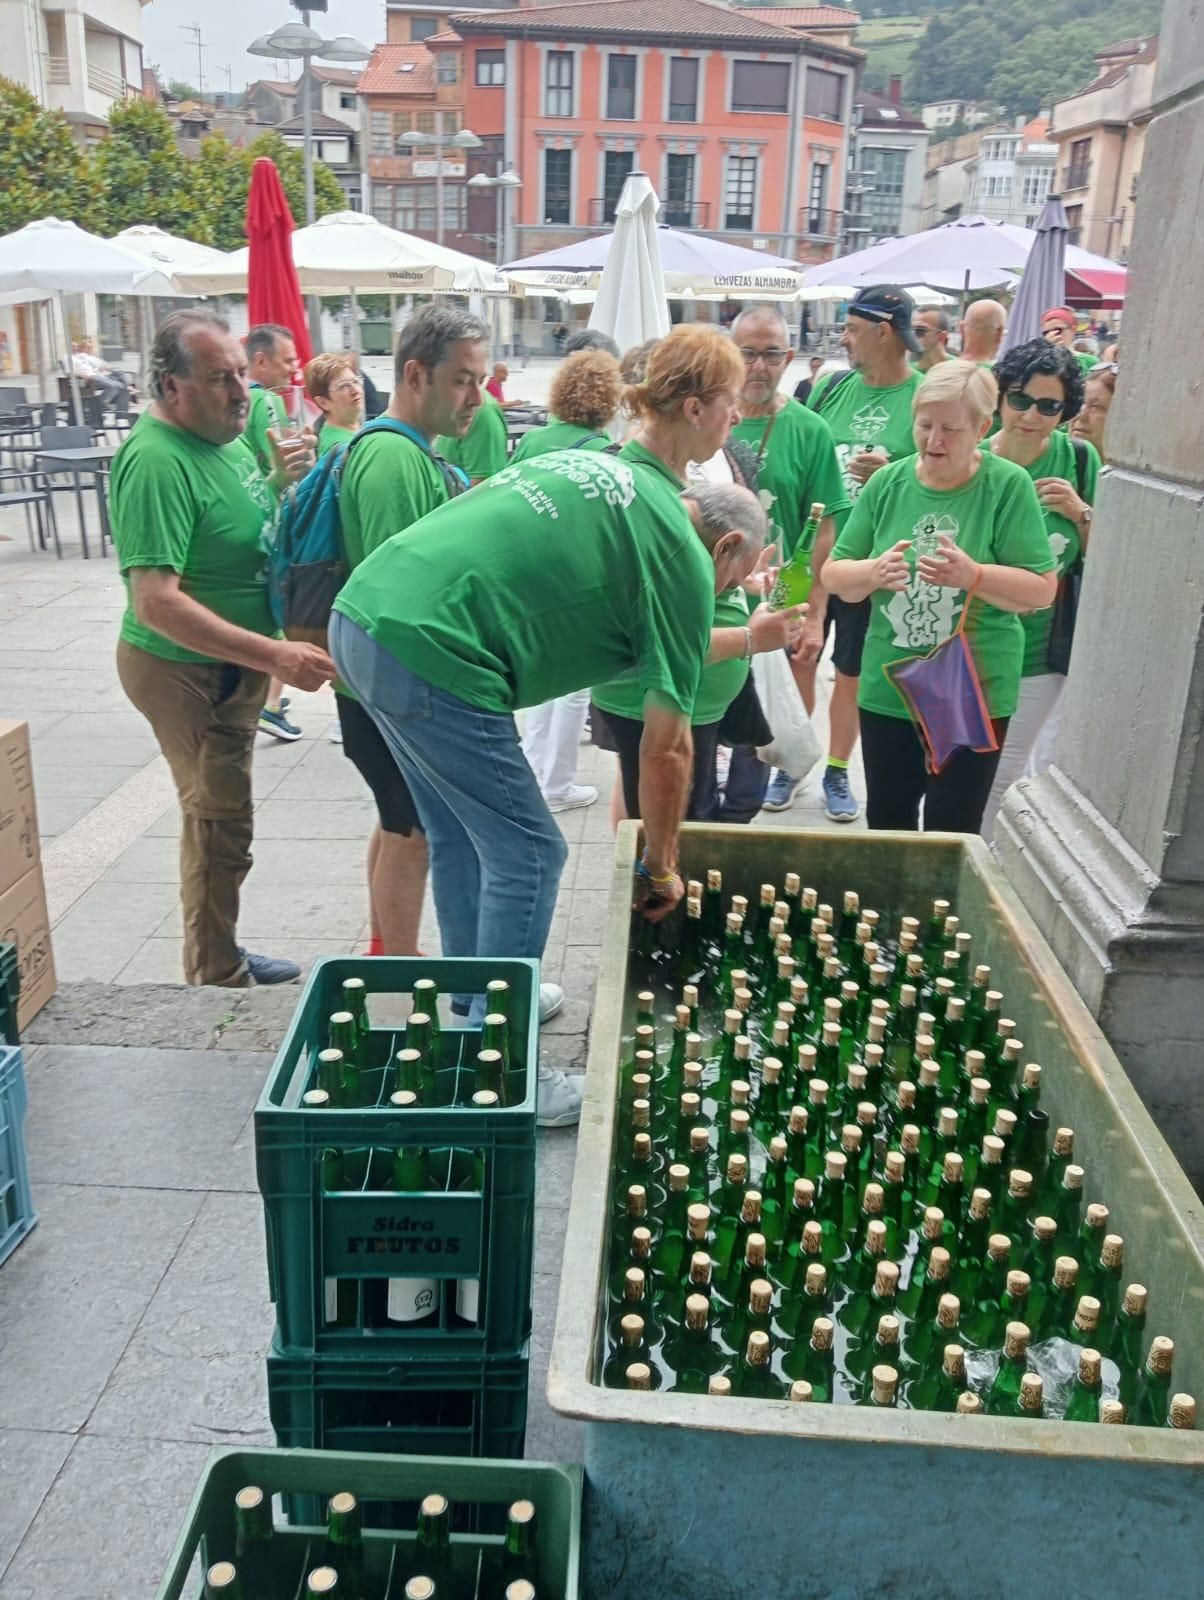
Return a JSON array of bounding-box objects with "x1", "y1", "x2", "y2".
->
[
  {"x1": 246, "y1": 157, "x2": 312, "y2": 366},
  {"x1": 1065, "y1": 266, "x2": 1127, "y2": 311}
]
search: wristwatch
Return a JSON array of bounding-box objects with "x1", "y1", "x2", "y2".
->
[{"x1": 1080, "y1": 506, "x2": 1093, "y2": 531}]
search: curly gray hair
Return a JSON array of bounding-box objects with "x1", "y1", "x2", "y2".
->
[
  {"x1": 148, "y1": 308, "x2": 231, "y2": 399},
  {"x1": 683, "y1": 481, "x2": 768, "y2": 559}
]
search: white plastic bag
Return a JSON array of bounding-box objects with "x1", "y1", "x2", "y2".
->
[{"x1": 751, "y1": 648, "x2": 821, "y2": 778}]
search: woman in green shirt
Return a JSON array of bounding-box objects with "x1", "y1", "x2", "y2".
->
[
  {"x1": 823, "y1": 359, "x2": 1056, "y2": 834},
  {"x1": 981, "y1": 339, "x2": 1100, "y2": 837},
  {"x1": 304, "y1": 352, "x2": 364, "y2": 458}
]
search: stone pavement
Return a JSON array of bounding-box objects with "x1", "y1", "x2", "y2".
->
[{"x1": 0, "y1": 454, "x2": 860, "y2": 1598}]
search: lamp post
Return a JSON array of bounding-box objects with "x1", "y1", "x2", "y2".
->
[
  {"x1": 466, "y1": 167, "x2": 522, "y2": 266},
  {"x1": 397, "y1": 117, "x2": 483, "y2": 246}
]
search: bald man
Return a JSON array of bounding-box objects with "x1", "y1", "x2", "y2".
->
[{"x1": 958, "y1": 299, "x2": 1007, "y2": 365}]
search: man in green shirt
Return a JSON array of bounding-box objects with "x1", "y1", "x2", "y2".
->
[
  {"x1": 1041, "y1": 306, "x2": 1098, "y2": 370},
  {"x1": 111, "y1": 308, "x2": 333, "y2": 989},
  {"x1": 436, "y1": 395, "x2": 509, "y2": 483},
  {"x1": 335, "y1": 304, "x2": 483, "y2": 979},
  {"x1": 330, "y1": 450, "x2": 767, "y2": 1123},
  {"x1": 806, "y1": 284, "x2": 924, "y2": 822},
  {"x1": 728, "y1": 304, "x2": 850, "y2": 814}
]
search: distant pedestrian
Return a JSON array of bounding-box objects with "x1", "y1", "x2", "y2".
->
[
  {"x1": 793, "y1": 354, "x2": 825, "y2": 405},
  {"x1": 1041, "y1": 306, "x2": 1098, "y2": 370},
  {"x1": 71, "y1": 337, "x2": 129, "y2": 408},
  {"x1": 304, "y1": 353, "x2": 364, "y2": 457},
  {"x1": 958, "y1": 299, "x2": 1007, "y2": 366},
  {"x1": 911, "y1": 309, "x2": 954, "y2": 373},
  {"x1": 111, "y1": 309, "x2": 331, "y2": 988},
  {"x1": 1070, "y1": 362, "x2": 1117, "y2": 462},
  {"x1": 564, "y1": 328, "x2": 621, "y2": 358}
]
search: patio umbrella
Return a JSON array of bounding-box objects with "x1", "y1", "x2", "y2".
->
[
  {"x1": 505, "y1": 224, "x2": 806, "y2": 298},
  {"x1": 0, "y1": 216, "x2": 178, "y2": 416},
  {"x1": 1000, "y1": 196, "x2": 1068, "y2": 354},
  {"x1": 246, "y1": 157, "x2": 311, "y2": 366},
  {"x1": 111, "y1": 224, "x2": 234, "y2": 285},
  {"x1": 587, "y1": 172, "x2": 670, "y2": 354}
]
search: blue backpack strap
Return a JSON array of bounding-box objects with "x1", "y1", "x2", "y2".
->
[{"x1": 348, "y1": 417, "x2": 469, "y2": 495}]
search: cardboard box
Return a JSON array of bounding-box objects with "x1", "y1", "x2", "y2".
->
[
  {"x1": 0, "y1": 721, "x2": 39, "y2": 901},
  {"x1": 0, "y1": 864, "x2": 56, "y2": 1032}
]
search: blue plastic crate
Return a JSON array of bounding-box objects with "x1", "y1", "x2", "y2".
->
[{"x1": 0, "y1": 1045, "x2": 36, "y2": 1267}]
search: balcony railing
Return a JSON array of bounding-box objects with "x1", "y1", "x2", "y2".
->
[
  {"x1": 660, "y1": 200, "x2": 712, "y2": 230},
  {"x1": 1063, "y1": 162, "x2": 1091, "y2": 191},
  {"x1": 87, "y1": 61, "x2": 127, "y2": 99},
  {"x1": 798, "y1": 206, "x2": 843, "y2": 240},
  {"x1": 589, "y1": 197, "x2": 631, "y2": 227}
]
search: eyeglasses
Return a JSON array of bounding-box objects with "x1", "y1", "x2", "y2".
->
[
  {"x1": 1004, "y1": 389, "x2": 1066, "y2": 418},
  {"x1": 912, "y1": 324, "x2": 937, "y2": 337},
  {"x1": 738, "y1": 347, "x2": 789, "y2": 366}
]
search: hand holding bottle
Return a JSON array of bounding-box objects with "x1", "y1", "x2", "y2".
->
[
  {"x1": 749, "y1": 599, "x2": 806, "y2": 654},
  {"x1": 916, "y1": 534, "x2": 981, "y2": 591}
]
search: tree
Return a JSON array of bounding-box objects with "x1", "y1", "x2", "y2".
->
[
  {"x1": 92, "y1": 97, "x2": 196, "y2": 237},
  {"x1": 0, "y1": 75, "x2": 100, "y2": 234},
  {"x1": 165, "y1": 80, "x2": 201, "y2": 102},
  {"x1": 190, "y1": 134, "x2": 252, "y2": 250},
  {"x1": 246, "y1": 129, "x2": 346, "y2": 227}
]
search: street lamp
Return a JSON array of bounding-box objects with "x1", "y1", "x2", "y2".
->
[
  {"x1": 467, "y1": 168, "x2": 522, "y2": 266},
  {"x1": 397, "y1": 120, "x2": 483, "y2": 245}
]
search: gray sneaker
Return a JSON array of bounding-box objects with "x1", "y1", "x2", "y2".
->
[
  {"x1": 537, "y1": 1064, "x2": 583, "y2": 1128},
  {"x1": 239, "y1": 948, "x2": 301, "y2": 985},
  {"x1": 539, "y1": 982, "x2": 565, "y2": 1023}
]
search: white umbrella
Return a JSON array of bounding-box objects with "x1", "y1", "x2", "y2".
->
[
  {"x1": 507, "y1": 223, "x2": 805, "y2": 299},
  {"x1": 797, "y1": 283, "x2": 955, "y2": 308},
  {"x1": 0, "y1": 217, "x2": 179, "y2": 416},
  {"x1": 112, "y1": 224, "x2": 234, "y2": 285},
  {"x1": 587, "y1": 173, "x2": 670, "y2": 355}
]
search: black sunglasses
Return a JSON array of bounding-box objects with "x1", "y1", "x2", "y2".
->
[{"x1": 1004, "y1": 390, "x2": 1066, "y2": 418}]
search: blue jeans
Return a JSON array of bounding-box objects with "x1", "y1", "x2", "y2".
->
[{"x1": 330, "y1": 615, "x2": 569, "y2": 1001}]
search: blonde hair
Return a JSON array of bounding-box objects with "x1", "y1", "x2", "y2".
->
[
  {"x1": 913, "y1": 358, "x2": 998, "y2": 425},
  {"x1": 549, "y1": 349, "x2": 624, "y2": 430},
  {"x1": 304, "y1": 351, "x2": 358, "y2": 402},
  {"x1": 624, "y1": 325, "x2": 744, "y2": 421}
]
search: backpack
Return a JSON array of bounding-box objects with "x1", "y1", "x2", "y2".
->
[{"x1": 266, "y1": 419, "x2": 469, "y2": 645}]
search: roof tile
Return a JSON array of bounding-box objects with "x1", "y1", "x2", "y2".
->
[
  {"x1": 357, "y1": 44, "x2": 438, "y2": 96},
  {"x1": 451, "y1": 0, "x2": 809, "y2": 45}
]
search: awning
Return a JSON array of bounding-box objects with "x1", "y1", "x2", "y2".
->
[{"x1": 1065, "y1": 266, "x2": 1127, "y2": 309}]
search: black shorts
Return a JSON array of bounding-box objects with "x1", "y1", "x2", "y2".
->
[
  {"x1": 335, "y1": 694, "x2": 423, "y2": 837},
  {"x1": 823, "y1": 594, "x2": 872, "y2": 678}
]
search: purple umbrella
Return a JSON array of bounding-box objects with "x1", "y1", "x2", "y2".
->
[
  {"x1": 802, "y1": 215, "x2": 1026, "y2": 292},
  {"x1": 999, "y1": 196, "x2": 1069, "y2": 353}
]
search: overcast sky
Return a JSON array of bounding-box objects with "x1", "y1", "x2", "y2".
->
[{"x1": 141, "y1": 0, "x2": 388, "y2": 94}]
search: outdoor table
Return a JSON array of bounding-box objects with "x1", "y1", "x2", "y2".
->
[{"x1": 32, "y1": 445, "x2": 117, "y2": 558}]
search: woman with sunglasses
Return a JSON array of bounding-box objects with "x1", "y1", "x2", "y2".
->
[{"x1": 980, "y1": 338, "x2": 1101, "y2": 836}]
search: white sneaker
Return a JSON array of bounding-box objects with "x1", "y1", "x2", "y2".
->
[
  {"x1": 328, "y1": 722, "x2": 343, "y2": 744},
  {"x1": 545, "y1": 784, "x2": 598, "y2": 814},
  {"x1": 539, "y1": 982, "x2": 565, "y2": 1023},
  {"x1": 537, "y1": 1063, "x2": 583, "y2": 1127}
]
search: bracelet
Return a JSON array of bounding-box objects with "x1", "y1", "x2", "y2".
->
[
  {"x1": 636, "y1": 857, "x2": 677, "y2": 888},
  {"x1": 742, "y1": 625, "x2": 754, "y2": 661}
]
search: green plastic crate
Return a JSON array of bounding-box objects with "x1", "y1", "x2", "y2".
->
[
  {"x1": 267, "y1": 1343, "x2": 530, "y2": 1518},
  {"x1": 155, "y1": 1447, "x2": 582, "y2": 1600},
  {"x1": 256, "y1": 957, "x2": 537, "y2": 1357},
  {"x1": 0, "y1": 1045, "x2": 36, "y2": 1267},
  {"x1": 0, "y1": 942, "x2": 18, "y2": 1048}
]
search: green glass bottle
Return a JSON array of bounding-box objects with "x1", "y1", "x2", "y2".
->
[
  {"x1": 662, "y1": 1004, "x2": 692, "y2": 1100},
  {"x1": 901, "y1": 1209, "x2": 946, "y2": 1315},
  {"x1": 957, "y1": 1186, "x2": 994, "y2": 1278},
  {"x1": 846, "y1": 1214, "x2": 889, "y2": 1299},
  {"x1": 1093, "y1": 1233, "x2": 1125, "y2": 1329},
  {"x1": 779, "y1": 1198, "x2": 820, "y2": 1297},
  {"x1": 678, "y1": 892, "x2": 705, "y2": 982},
  {"x1": 500, "y1": 1499, "x2": 538, "y2": 1593},
  {"x1": 1169, "y1": 1394, "x2": 1197, "y2": 1431},
  {"x1": 624, "y1": 1362, "x2": 654, "y2": 1391},
  {"x1": 414, "y1": 1492, "x2": 454, "y2": 1597},
  {"x1": 845, "y1": 1312, "x2": 902, "y2": 1402},
  {"x1": 232, "y1": 1484, "x2": 273, "y2": 1596},
  {"x1": 760, "y1": 1135, "x2": 789, "y2": 1259},
  {"x1": 713, "y1": 1007, "x2": 744, "y2": 1100},
  {"x1": 481, "y1": 1011, "x2": 512, "y2": 1075},
  {"x1": 998, "y1": 1168, "x2": 1035, "y2": 1252},
  {"x1": 923, "y1": 1342, "x2": 969, "y2": 1413},
  {"x1": 320, "y1": 1147, "x2": 358, "y2": 1330},
  {"x1": 1067, "y1": 1294, "x2": 1103, "y2": 1351},
  {"x1": 474, "y1": 1048, "x2": 507, "y2": 1107},
  {"x1": 406, "y1": 1008, "x2": 436, "y2": 1066},
  {"x1": 412, "y1": 977, "x2": 441, "y2": 1045},
  {"x1": 769, "y1": 502, "x2": 824, "y2": 609},
  {"x1": 324, "y1": 1490, "x2": 364, "y2": 1599},
  {"x1": 861, "y1": 1363, "x2": 899, "y2": 1409},
  {"x1": 986, "y1": 1321, "x2": 1032, "y2": 1416},
  {"x1": 1052, "y1": 1164, "x2": 1085, "y2": 1248},
  {"x1": 716, "y1": 917, "x2": 745, "y2": 1011},
  {"x1": 1015, "y1": 1370, "x2": 1046, "y2": 1420},
  {"x1": 1072, "y1": 1201, "x2": 1111, "y2": 1277},
  {"x1": 651, "y1": 1163, "x2": 692, "y2": 1291},
  {"x1": 908, "y1": 1289, "x2": 962, "y2": 1370},
  {"x1": 663, "y1": 1292, "x2": 725, "y2": 1393},
  {"x1": 753, "y1": 1057, "x2": 785, "y2": 1148},
  {"x1": 905, "y1": 1245, "x2": 953, "y2": 1331},
  {"x1": 604, "y1": 1312, "x2": 660, "y2": 1388},
  {"x1": 1041, "y1": 1125, "x2": 1076, "y2": 1211},
  {"x1": 1022, "y1": 1214, "x2": 1059, "y2": 1296},
  {"x1": 962, "y1": 1232, "x2": 1011, "y2": 1347},
  {"x1": 724, "y1": 1205, "x2": 767, "y2": 1305},
  {"x1": 780, "y1": 1260, "x2": 831, "y2": 1351},
  {"x1": 1063, "y1": 1348, "x2": 1105, "y2": 1424},
  {"x1": 729, "y1": 1328, "x2": 785, "y2": 1400},
  {"x1": 879, "y1": 1151, "x2": 908, "y2": 1256},
  {"x1": 816, "y1": 1150, "x2": 850, "y2": 1269},
  {"x1": 315, "y1": 1047, "x2": 345, "y2": 1108},
  {"x1": 485, "y1": 977, "x2": 511, "y2": 1018},
  {"x1": 1131, "y1": 1335, "x2": 1176, "y2": 1427},
  {"x1": 1035, "y1": 1256, "x2": 1080, "y2": 1342},
  {"x1": 839, "y1": 1257, "x2": 901, "y2": 1342},
  {"x1": 723, "y1": 1272, "x2": 776, "y2": 1364},
  {"x1": 794, "y1": 1316, "x2": 836, "y2": 1403},
  {"x1": 700, "y1": 867, "x2": 724, "y2": 942},
  {"x1": 386, "y1": 1148, "x2": 441, "y2": 1329},
  {"x1": 1111, "y1": 1284, "x2": 1149, "y2": 1405},
  {"x1": 203, "y1": 1562, "x2": 243, "y2": 1598}
]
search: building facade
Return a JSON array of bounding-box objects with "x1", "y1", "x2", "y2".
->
[
  {"x1": 962, "y1": 117, "x2": 1057, "y2": 229},
  {"x1": 1049, "y1": 35, "x2": 1157, "y2": 259},
  {"x1": 0, "y1": 0, "x2": 148, "y2": 142},
  {"x1": 449, "y1": 0, "x2": 860, "y2": 263},
  {"x1": 920, "y1": 125, "x2": 987, "y2": 228},
  {"x1": 848, "y1": 81, "x2": 928, "y2": 246}
]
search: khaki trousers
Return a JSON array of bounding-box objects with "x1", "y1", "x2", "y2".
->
[{"x1": 117, "y1": 640, "x2": 268, "y2": 987}]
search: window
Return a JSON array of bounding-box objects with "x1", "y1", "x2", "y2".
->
[
  {"x1": 370, "y1": 110, "x2": 392, "y2": 156},
  {"x1": 664, "y1": 152, "x2": 695, "y2": 226},
  {"x1": 806, "y1": 160, "x2": 829, "y2": 232},
  {"x1": 545, "y1": 50, "x2": 573, "y2": 117},
  {"x1": 410, "y1": 16, "x2": 439, "y2": 40},
  {"x1": 606, "y1": 54, "x2": 637, "y2": 120},
  {"x1": 339, "y1": 92, "x2": 356, "y2": 110},
  {"x1": 861, "y1": 146, "x2": 907, "y2": 237},
  {"x1": 1021, "y1": 167, "x2": 1052, "y2": 207},
  {"x1": 543, "y1": 147, "x2": 572, "y2": 224},
  {"x1": 1065, "y1": 203, "x2": 1083, "y2": 244},
  {"x1": 437, "y1": 53, "x2": 458, "y2": 85},
  {"x1": 725, "y1": 155, "x2": 756, "y2": 229},
  {"x1": 806, "y1": 66, "x2": 843, "y2": 120},
  {"x1": 475, "y1": 48, "x2": 505, "y2": 86},
  {"x1": 668, "y1": 56, "x2": 699, "y2": 122},
  {"x1": 731, "y1": 59, "x2": 789, "y2": 114},
  {"x1": 985, "y1": 173, "x2": 1011, "y2": 198},
  {"x1": 415, "y1": 111, "x2": 435, "y2": 133},
  {"x1": 1065, "y1": 136, "x2": 1091, "y2": 190},
  {"x1": 602, "y1": 150, "x2": 634, "y2": 221}
]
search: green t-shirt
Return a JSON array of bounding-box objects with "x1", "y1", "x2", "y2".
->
[
  {"x1": 333, "y1": 440, "x2": 715, "y2": 716},
  {"x1": 729, "y1": 399, "x2": 850, "y2": 561},
  {"x1": 111, "y1": 412, "x2": 278, "y2": 664},
  {"x1": 510, "y1": 418, "x2": 610, "y2": 463},
  {"x1": 1001, "y1": 431, "x2": 1100, "y2": 677},
  {"x1": 594, "y1": 586, "x2": 748, "y2": 727},
  {"x1": 1075, "y1": 351, "x2": 1099, "y2": 372},
  {"x1": 339, "y1": 428, "x2": 450, "y2": 572},
  {"x1": 811, "y1": 369, "x2": 923, "y2": 532},
  {"x1": 317, "y1": 423, "x2": 357, "y2": 458},
  {"x1": 436, "y1": 399, "x2": 509, "y2": 482},
  {"x1": 244, "y1": 385, "x2": 287, "y2": 479},
  {"x1": 831, "y1": 450, "x2": 1055, "y2": 720}
]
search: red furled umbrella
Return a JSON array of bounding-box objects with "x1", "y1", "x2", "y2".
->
[{"x1": 246, "y1": 157, "x2": 312, "y2": 366}]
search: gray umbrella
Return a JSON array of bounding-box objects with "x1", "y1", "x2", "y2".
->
[{"x1": 1000, "y1": 195, "x2": 1069, "y2": 354}]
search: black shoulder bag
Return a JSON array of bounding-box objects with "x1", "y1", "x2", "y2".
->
[{"x1": 1046, "y1": 438, "x2": 1090, "y2": 676}]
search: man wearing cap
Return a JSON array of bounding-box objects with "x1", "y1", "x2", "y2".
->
[
  {"x1": 803, "y1": 284, "x2": 924, "y2": 822},
  {"x1": 1042, "y1": 307, "x2": 1098, "y2": 371}
]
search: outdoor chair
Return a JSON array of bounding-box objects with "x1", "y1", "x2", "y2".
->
[{"x1": 0, "y1": 466, "x2": 61, "y2": 558}]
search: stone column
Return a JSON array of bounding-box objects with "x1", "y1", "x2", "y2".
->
[{"x1": 995, "y1": 0, "x2": 1204, "y2": 1188}]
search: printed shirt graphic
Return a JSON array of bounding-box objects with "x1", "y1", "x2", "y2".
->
[
  {"x1": 830, "y1": 450, "x2": 1054, "y2": 720},
  {"x1": 730, "y1": 399, "x2": 850, "y2": 561},
  {"x1": 111, "y1": 413, "x2": 278, "y2": 664},
  {"x1": 334, "y1": 440, "x2": 714, "y2": 715},
  {"x1": 1006, "y1": 431, "x2": 1100, "y2": 677},
  {"x1": 812, "y1": 370, "x2": 922, "y2": 533}
]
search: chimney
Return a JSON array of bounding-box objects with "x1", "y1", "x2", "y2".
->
[{"x1": 889, "y1": 75, "x2": 902, "y2": 106}]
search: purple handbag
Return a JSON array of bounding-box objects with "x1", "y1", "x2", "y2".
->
[{"x1": 883, "y1": 580, "x2": 998, "y2": 774}]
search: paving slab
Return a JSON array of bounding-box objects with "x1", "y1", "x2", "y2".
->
[{"x1": 0, "y1": 1430, "x2": 74, "y2": 1584}]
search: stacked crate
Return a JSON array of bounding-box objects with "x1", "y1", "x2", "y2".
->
[
  {"x1": 256, "y1": 957, "x2": 538, "y2": 1465},
  {"x1": 0, "y1": 1044, "x2": 37, "y2": 1268}
]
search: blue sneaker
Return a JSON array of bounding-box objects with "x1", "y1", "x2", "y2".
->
[
  {"x1": 763, "y1": 769, "x2": 802, "y2": 812},
  {"x1": 259, "y1": 705, "x2": 302, "y2": 742},
  {"x1": 822, "y1": 765, "x2": 860, "y2": 823},
  {"x1": 239, "y1": 948, "x2": 302, "y2": 985}
]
